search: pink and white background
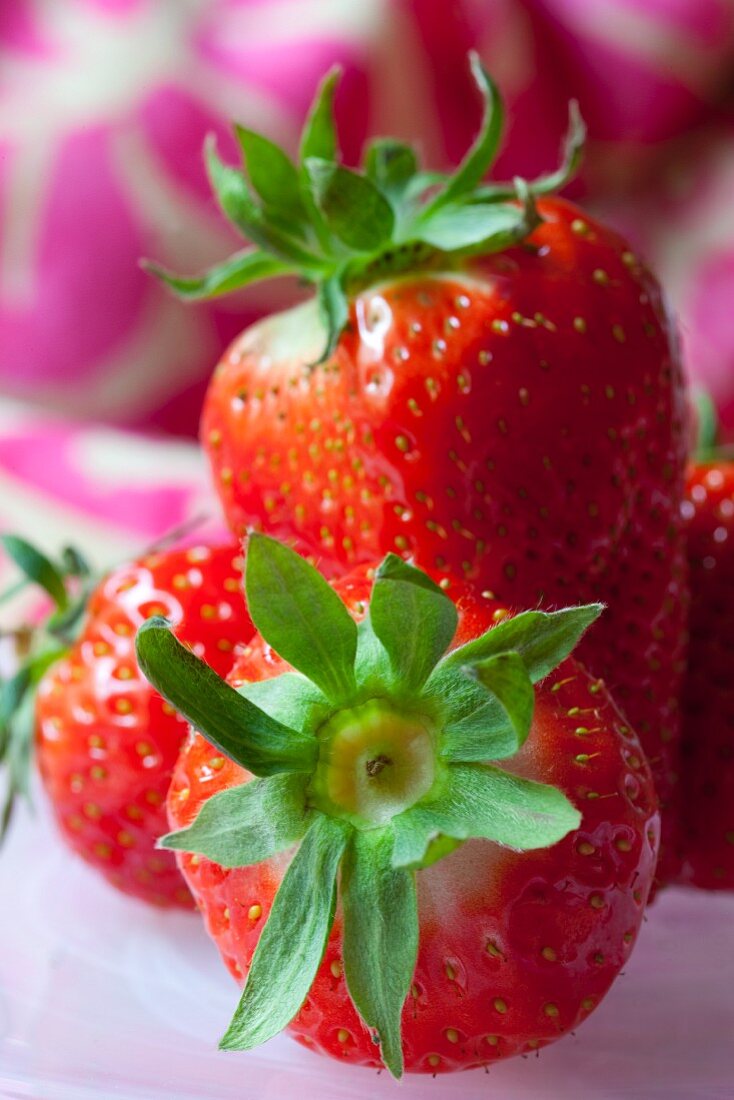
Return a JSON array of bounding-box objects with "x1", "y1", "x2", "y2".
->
[{"x1": 1, "y1": 0, "x2": 734, "y2": 564}]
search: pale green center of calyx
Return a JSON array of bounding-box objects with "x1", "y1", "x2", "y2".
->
[{"x1": 311, "y1": 700, "x2": 437, "y2": 826}]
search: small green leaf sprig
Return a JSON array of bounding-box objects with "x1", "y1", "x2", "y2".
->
[
  {"x1": 0, "y1": 536, "x2": 93, "y2": 836},
  {"x1": 145, "y1": 54, "x2": 585, "y2": 362},
  {"x1": 137, "y1": 534, "x2": 601, "y2": 1078}
]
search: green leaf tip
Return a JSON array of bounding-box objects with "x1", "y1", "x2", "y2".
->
[
  {"x1": 143, "y1": 53, "x2": 586, "y2": 356},
  {"x1": 244, "y1": 533, "x2": 357, "y2": 703},
  {"x1": 135, "y1": 615, "x2": 317, "y2": 777}
]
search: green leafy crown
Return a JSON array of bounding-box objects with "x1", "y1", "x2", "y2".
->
[
  {"x1": 136, "y1": 534, "x2": 602, "y2": 1078},
  {"x1": 144, "y1": 53, "x2": 585, "y2": 361}
]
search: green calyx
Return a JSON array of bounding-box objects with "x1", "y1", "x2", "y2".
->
[
  {"x1": 144, "y1": 53, "x2": 585, "y2": 363},
  {"x1": 0, "y1": 536, "x2": 94, "y2": 838},
  {"x1": 136, "y1": 534, "x2": 602, "y2": 1078}
]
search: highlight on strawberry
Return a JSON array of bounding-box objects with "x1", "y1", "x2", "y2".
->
[
  {"x1": 137, "y1": 534, "x2": 659, "y2": 1077},
  {"x1": 147, "y1": 53, "x2": 688, "y2": 888},
  {"x1": 0, "y1": 534, "x2": 252, "y2": 908}
]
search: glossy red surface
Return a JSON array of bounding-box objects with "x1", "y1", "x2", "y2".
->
[{"x1": 36, "y1": 543, "x2": 252, "y2": 908}]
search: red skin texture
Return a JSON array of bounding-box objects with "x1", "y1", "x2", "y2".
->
[
  {"x1": 201, "y1": 197, "x2": 689, "y2": 884},
  {"x1": 36, "y1": 543, "x2": 252, "y2": 908},
  {"x1": 678, "y1": 462, "x2": 734, "y2": 890},
  {"x1": 169, "y1": 570, "x2": 659, "y2": 1073}
]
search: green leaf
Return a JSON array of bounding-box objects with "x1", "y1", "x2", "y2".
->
[
  {"x1": 160, "y1": 772, "x2": 311, "y2": 867},
  {"x1": 315, "y1": 273, "x2": 349, "y2": 363},
  {"x1": 205, "y1": 138, "x2": 324, "y2": 269},
  {"x1": 237, "y1": 673, "x2": 329, "y2": 735},
  {"x1": 442, "y1": 604, "x2": 603, "y2": 684},
  {"x1": 299, "y1": 65, "x2": 341, "y2": 256},
  {"x1": 220, "y1": 814, "x2": 350, "y2": 1050},
  {"x1": 135, "y1": 618, "x2": 316, "y2": 777},
  {"x1": 470, "y1": 651, "x2": 534, "y2": 749},
  {"x1": 1, "y1": 686, "x2": 36, "y2": 840},
  {"x1": 473, "y1": 101, "x2": 587, "y2": 203},
  {"x1": 305, "y1": 158, "x2": 395, "y2": 253},
  {"x1": 0, "y1": 667, "x2": 31, "y2": 739},
  {"x1": 143, "y1": 250, "x2": 292, "y2": 301},
  {"x1": 245, "y1": 534, "x2": 357, "y2": 703},
  {"x1": 235, "y1": 126, "x2": 306, "y2": 220},
  {"x1": 392, "y1": 763, "x2": 580, "y2": 867},
  {"x1": 422, "y1": 52, "x2": 504, "y2": 215},
  {"x1": 341, "y1": 828, "x2": 418, "y2": 1079},
  {"x1": 369, "y1": 555, "x2": 457, "y2": 694},
  {"x1": 414, "y1": 201, "x2": 527, "y2": 252},
  {"x1": 430, "y1": 665, "x2": 522, "y2": 763},
  {"x1": 364, "y1": 139, "x2": 419, "y2": 204},
  {"x1": 299, "y1": 66, "x2": 341, "y2": 165},
  {"x1": 1, "y1": 536, "x2": 67, "y2": 610},
  {"x1": 354, "y1": 617, "x2": 392, "y2": 690}
]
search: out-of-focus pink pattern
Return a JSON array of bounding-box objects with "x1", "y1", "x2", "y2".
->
[
  {"x1": 0, "y1": 411, "x2": 225, "y2": 616},
  {"x1": 1, "y1": 0, "x2": 734, "y2": 436}
]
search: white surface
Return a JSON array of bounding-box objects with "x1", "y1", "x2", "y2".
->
[{"x1": 1, "y1": 801, "x2": 733, "y2": 1100}]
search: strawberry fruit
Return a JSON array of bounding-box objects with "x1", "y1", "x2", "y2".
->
[
  {"x1": 150, "y1": 55, "x2": 689, "y2": 883},
  {"x1": 678, "y1": 460, "x2": 734, "y2": 890},
  {"x1": 137, "y1": 534, "x2": 659, "y2": 1075},
  {"x1": 1, "y1": 537, "x2": 251, "y2": 908}
]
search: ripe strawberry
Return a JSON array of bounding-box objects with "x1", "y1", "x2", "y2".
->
[
  {"x1": 1, "y1": 537, "x2": 251, "y2": 908},
  {"x1": 137, "y1": 535, "x2": 658, "y2": 1076},
  {"x1": 678, "y1": 460, "x2": 734, "y2": 890},
  {"x1": 149, "y1": 56, "x2": 689, "y2": 883}
]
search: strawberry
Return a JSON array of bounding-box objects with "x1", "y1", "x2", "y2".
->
[
  {"x1": 148, "y1": 56, "x2": 689, "y2": 884},
  {"x1": 0, "y1": 536, "x2": 251, "y2": 908},
  {"x1": 678, "y1": 459, "x2": 734, "y2": 890},
  {"x1": 137, "y1": 534, "x2": 659, "y2": 1076}
]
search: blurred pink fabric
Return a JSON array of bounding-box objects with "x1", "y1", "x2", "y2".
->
[{"x1": 1, "y1": 0, "x2": 734, "y2": 438}]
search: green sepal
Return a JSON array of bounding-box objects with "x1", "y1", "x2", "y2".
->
[
  {"x1": 1, "y1": 535, "x2": 68, "y2": 610},
  {"x1": 421, "y1": 52, "x2": 503, "y2": 216},
  {"x1": 142, "y1": 250, "x2": 293, "y2": 302},
  {"x1": 354, "y1": 616, "x2": 392, "y2": 690},
  {"x1": 391, "y1": 763, "x2": 581, "y2": 867},
  {"x1": 237, "y1": 673, "x2": 329, "y2": 736},
  {"x1": 442, "y1": 604, "x2": 603, "y2": 684},
  {"x1": 469, "y1": 651, "x2": 534, "y2": 748},
  {"x1": 235, "y1": 125, "x2": 306, "y2": 223},
  {"x1": 299, "y1": 66, "x2": 341, "y2": 165},
  {"x1": 368, "y1": 555, "x2": 457, "y2": 695},
  {"x1": 341, "y1": 828, "x2": 418, "y2": 1079},
  {"x1": 244, "y1": 534, "x2": 357, "y2": 703},
  {"x1": 298, "y1": 65, "x2": 341, "y2": 256},
  {"x1": 219, "y1": 813, "x2": 350, "y2": 1051},
  {"x1": 0, "y1": 685, "x2": 35, "y2": 839},
  {"x1": 473, "y1": 100, "x2": 586, "y2": 203},
  {"x1": 414, "y1": 201, "x2": 533, "y2": 253},
  {"x1": 205, "y1": 137, "x2": 324, "y2": 269},
  {"x1": 315, "y1": 273, "x2": 349, "y2": 364},
  {"x1": 431, "y1": 665, "x2": 527, "y2": 763},
  {"x1": 364, "y1": 139, "x2": 419, "y2": 205},
  {"x1": 305, "y1": 158, "x2": 395, "y2": 253},
  {"x1": 159, "y1": 772, "x2": 311, "y2": 868},
  {"x1": 135, "y1": 617, "x2": 317, "y2": 777}
]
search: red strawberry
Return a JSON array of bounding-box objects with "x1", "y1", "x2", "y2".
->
[
  {"x1": 1, "y1": 538, "x2": 252, "y2": 908},
  {"x1": 137, "y1": 534, "x2": 658, "y2": 1076},
  {"x1": 678, "y1": 460, "x2": 734, "y2": 890},
  {"x1": 149, "y1": 57, "x2": 689, "y2": 884}
]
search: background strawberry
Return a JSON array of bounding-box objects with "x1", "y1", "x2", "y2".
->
[
  {"x1": 137, "y1": 535, "x2": 659, "y2": 1075},
  {"x1": 1, "y1": 538, "x2": 252, "y2": 908},
  {"x1": 151, "y1": 58, "x2": 689, "y2": 883},
  {"x1": 678, "y1": 460, "x2": 734, "y2": 890}
]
